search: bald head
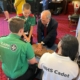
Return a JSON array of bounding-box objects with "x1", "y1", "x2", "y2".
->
[
  {"x1": 41, "y1": 10, "x2": 51, "y2": 19},
  {"x1": 40, "y1": 10, "x2": 51, "y2": 25}
]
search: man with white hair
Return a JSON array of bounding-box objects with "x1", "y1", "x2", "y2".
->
[{"x1": 37, "y1": 10, "x2": 58, "y2": 50}]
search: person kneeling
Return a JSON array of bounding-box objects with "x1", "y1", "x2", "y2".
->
[
  {"x1": 0, "y1": 18, "x2": 38, "y2": 80},
  {"x1": 38, "y1": 34, "x2": 79, "y2": 80}
]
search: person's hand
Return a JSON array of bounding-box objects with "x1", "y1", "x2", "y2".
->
[
  {"x1": 23, "y1": 37, "x2": 30, "y2": 42},
  {"x1": 22, "y1": 33, "x2": 30, "y2": 42},
  {"x1": 26, "y1": 37, "x2": 30, "y2": 42},
  {"x1": 14, "y1": 4, "x2": 16, "y2": 10}
]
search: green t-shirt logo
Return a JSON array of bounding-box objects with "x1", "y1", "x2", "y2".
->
[{"x1": 11, "y1": 44, "x2": 17, "y2": 51}]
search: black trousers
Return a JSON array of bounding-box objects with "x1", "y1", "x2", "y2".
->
[
  {"x1": 9, "y1": 64, "x2": 38, "y2": 80},
  {"x1": 27, "y1": 0, "x2": 40, "y2": 15},
  {"x1": 27, "y1": 1, "x2": 35, "y2": 14},
  {"x1": 0, "y1": 0, "x2": 7, "y2": 11}
]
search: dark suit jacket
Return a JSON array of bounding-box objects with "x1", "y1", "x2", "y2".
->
[{"x1": 37, "y1": 18, "x2": 58, "y2": 46}]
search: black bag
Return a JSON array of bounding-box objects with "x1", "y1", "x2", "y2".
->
[{"x1": 53, "y1": 7, "x2": 62, "y2": 15}]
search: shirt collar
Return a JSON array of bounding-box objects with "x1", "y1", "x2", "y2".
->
[
  {"x1": 45, "y1": 21, "x2": 49, "y2": 27},
  {"x1": 46, "y1": 22, "x2": 49, "y2": 27},
  {"x1": 8, "y1": 33, "x2": 21, "y2": 39},
  {"x1": 53, "y1": 52, "x2": 71, "y2": 61}
]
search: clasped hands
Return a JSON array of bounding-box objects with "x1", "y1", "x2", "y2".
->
[
  {"x1": 23, "y1": 33, "x2": 43, "y2": 51},
  {"x1": 35, "y1": 43, "x2": 43, "y2": 52}
]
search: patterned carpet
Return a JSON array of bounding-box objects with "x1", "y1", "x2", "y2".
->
[{"x1": 0, "y1": 13, "x2": 76, "y2": 80}]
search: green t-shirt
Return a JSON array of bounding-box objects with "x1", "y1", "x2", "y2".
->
[
  {"x1": 0, "y1": 33, "x2": 35, "y2": 79},
  {"x1": 20, "y1": 15, "x2": 35, "y2": 32}
]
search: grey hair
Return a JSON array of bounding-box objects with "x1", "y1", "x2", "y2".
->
[
  {"x1": 46, "y1": 14, "x2": 51, "y2": 19},
  {"x1": 41, "y1": 10, "x2": 51, "y2": 19}
]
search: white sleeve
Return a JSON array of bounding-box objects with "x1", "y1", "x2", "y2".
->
[{"x1": 38, "y1": 53, "x2": 49, "y2": 69}]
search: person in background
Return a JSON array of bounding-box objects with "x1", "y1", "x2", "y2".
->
[
  {"x1": 27, "y1": 0, "x2": 35, "y2": 14},
  {"x1": 0, "y1": 0, "x2": 9, "y2": 20},
  {"x1": 37, "y1": 10, "x2": 58, "y2": 51},
  {"x1": 43, "y1": 0, "x2": 52, "y2": 10},
  {"x1": 19, "y1": 3, "x2": 36, "y2": 44},
  {"x1": 38, "y1": 34, "x2": 79, "y2": 80},
  {"x1": 27, "y1": 0, "x2": 40, "y2": 15},
  {"x1": 0, "y1": 18, "x2": 37, "y2": 80},
  {"x1": 77, "y1": 30, "x2": 80, "y2": 68},
  {"x1": 14, "y1": 0, "x2": 26, "y2": 16}
]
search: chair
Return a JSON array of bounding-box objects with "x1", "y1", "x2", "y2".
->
[
  {"x1": 76, "y1": 16, "x2": 80, "y2": 36},
  {"x1": 69, "y1": 14, "x2": 79, "y2": 27}
]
